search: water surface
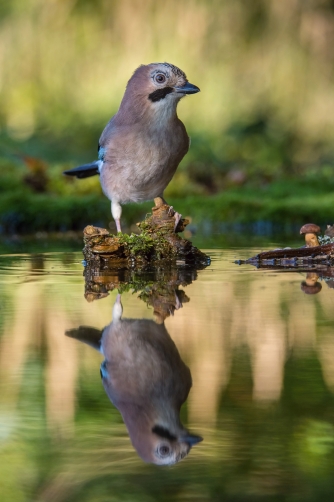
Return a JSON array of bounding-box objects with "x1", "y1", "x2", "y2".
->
[{"x1": 1, "y1": 249, "x2": 334, "y2": 501}]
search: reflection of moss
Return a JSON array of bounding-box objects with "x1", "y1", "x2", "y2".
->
[
  {"x1": 117, "y1": 278, "x2": 155, "y2": 295},
  {"x1": 84, "y1": 261, "x2": 198, "y2": 322}
]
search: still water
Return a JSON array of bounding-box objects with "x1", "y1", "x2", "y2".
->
[{"x1": 1, "y1": 248, "x2": 334, "y2": 501}]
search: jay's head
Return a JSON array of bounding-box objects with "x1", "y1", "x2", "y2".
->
[
  {"x1": 123, "y1": 62, "x2": 200, "y2": 114},
  {"x1": 127, "y1": 421, "x2": 203, "y2": 466}
]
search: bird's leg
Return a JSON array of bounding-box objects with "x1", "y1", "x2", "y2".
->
[
  {"x1": 156, "y1": 195, "x2": 182, "y2": 231},
  {"x1": 112, "y1": 294, "x2": 123, "y2": 322},
  {"x1": 111, "y1": 200, "x2": 122, "y2": 233}
]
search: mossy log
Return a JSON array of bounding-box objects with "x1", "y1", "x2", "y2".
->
[{"x1": 83, "y1": 198, "x2": 210, "y2": 267}]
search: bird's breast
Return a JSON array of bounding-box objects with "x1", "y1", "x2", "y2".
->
[{"x1": 100, "y1": 120, "x2": 189, "y2": 203}]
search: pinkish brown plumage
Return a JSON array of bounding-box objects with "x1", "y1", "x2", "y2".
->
[{"x1": 64, "y1": 63, "x2": 200, "y2": 232}]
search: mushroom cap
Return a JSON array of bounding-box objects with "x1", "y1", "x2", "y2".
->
[{"x1": 300, "y1": 223, "x2": 321, "y2": 235}]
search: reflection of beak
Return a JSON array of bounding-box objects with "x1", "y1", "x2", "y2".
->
[
  {"x1": 174, "y1": 82, "x2": 200, "y2": 94},
  {"x1": 180, "y1": 433, "x2": 203, "y2": 446}
]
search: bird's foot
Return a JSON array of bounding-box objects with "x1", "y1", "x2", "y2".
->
[
  {"x1": 166, "y1": 205, "x2": 182, "y2": 231},
  {"x1": 169, "y1": 293, "x2": 182, "y2": 316},
  {"x1": 173, "y1": 212, "x2": 182, "y2": 232},
  {"x1": 174, "y1": 292, "x2": 183, "y2": 310},
  {"x1": 167, "y1": 205, "x2": 175, "y2": 217}
]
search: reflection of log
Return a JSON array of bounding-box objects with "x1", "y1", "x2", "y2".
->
[
  {"x1": 239, "y1": 242, "x2": 334, "y2": 265},
  {"x1": 83, "y1": 200, "x2": 210, "y2": 267},
  {"x1": 84, "y1": 261, "x2": 199, "y2": 321},
  {"x1": 236, "y1": 259, "x2": 334, "y2": 295},
  {"x1": 84, "y1": 262, "x2": 200, "y2": 301}
]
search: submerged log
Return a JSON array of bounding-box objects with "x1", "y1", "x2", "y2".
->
[
  {"x1": 235, "y1": 222, "x2": 334, "y2": 266},
  {"x1": 83, "y1": 198, "x2": 210, "y2": 267},
  {"x1": 237, "y1": 242, "x2": 334, "y2": 266}
]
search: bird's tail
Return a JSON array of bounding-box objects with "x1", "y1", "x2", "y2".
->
[
  {"x1": 63, "y1": 161, "x2": 100, "y2": 179},
  {"x1": 65, "y1": 326, "x2": 102, "y2": 351}
]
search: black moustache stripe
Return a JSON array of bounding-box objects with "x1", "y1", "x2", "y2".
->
[
  {"x1": 152, "y1": 425, "x2": 177, "y2": 441},
  {"x1": 148, "y1": 87, "x2": 173, "y2": 102}
]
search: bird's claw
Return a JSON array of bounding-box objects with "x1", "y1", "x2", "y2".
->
[
  {"x1": 168, "y1": 206, "x2": 175, "y2": 217},
  {"x1": 167, "y1": 205, "x2": 182, "y2": 230},
  {"x1": 173, "y1": 212, "x2": 182, "y2": 231},
  {"x1": 174, "y1": 293, "x2": 182, "y2": 310}
]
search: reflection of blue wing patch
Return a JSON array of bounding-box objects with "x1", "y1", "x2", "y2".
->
[
  {"x1": 98, "y1": 146, "x2": 106, "y2": 162},
  {"x1": 100, "y1": 360, "x2": 108, "y2": 379}
]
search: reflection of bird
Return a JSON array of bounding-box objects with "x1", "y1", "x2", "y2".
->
[
  {"x1": 63, "y1": 63, "x2": 200, "y2": 232},
  {"x1": 66, "y1": 295, "x2": 202, "y2": 465}
]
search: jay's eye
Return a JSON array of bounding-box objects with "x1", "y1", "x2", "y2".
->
[
  {"x1": 155, "y1": 73, "x2": 166, "y2": 84},
  {"x1": 158, "y1": 445, "x2": 170, "y2": 457}
]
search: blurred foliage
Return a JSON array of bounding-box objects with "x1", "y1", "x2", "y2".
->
[
  {"x1": 2, "y1": 158, "x2": 334, "y2": 235},
  {"x1": 1, "y1": 0, "x2": 334, "y2": 230}
]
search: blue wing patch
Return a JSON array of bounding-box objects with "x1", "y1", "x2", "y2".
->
[
  {"x1": 100, "y1": 360, "x2": 108, "y2": 379},
  {"x1": 98, "y1": 146, "x2": 106, "y2": 162}
]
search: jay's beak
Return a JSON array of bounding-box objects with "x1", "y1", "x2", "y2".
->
[
  {"x1": 179, "y1": 433, "x2": 203, "y2": 446},
  {"x1": 174, "y1": 82, "x2": 200, "y2": 94}
]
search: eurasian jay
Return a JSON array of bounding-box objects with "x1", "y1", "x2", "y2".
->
[{"x1": 63, "y1": 63, "x2": 200, "y2": 232}]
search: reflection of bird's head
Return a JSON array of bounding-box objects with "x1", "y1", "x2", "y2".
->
[
  {"x1": 117, "y1": 413, "x2": 202, "y2": 465},
  {"x1": 150, "y1": 425, "x2": 202, "y2": 465}
]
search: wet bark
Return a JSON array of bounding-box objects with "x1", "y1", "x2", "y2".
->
[{"x1": 237, "y1": 242, "x2": 334, "y2": 265}]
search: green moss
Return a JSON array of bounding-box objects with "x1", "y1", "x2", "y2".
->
[{"x1": 117, "y1": 232, "x2": 155, "y2": 258}]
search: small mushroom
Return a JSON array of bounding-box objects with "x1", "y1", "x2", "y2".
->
[
  {"x1": 300, "y1": 272, "x2": 322, "y2": 294},
  {"x1": 301, "y1": 281, "x2": 322, "y2": 295},
  {"x1": 299, "y1": 223, "x2": 321, "y2": 247}
]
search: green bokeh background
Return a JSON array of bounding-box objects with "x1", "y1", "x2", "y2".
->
[{"x1": 1, "y1": 0, "x2": 334, "y2": 233}]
